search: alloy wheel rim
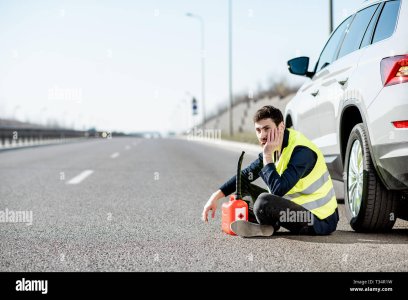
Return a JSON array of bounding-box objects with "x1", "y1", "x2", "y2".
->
[{"x1": 348, "y1": 139, "x2": 363, "y2": 218}]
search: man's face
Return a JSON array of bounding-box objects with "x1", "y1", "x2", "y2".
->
[{"x1": 255, "y1": 118, "x2": 285, "y2": 147}]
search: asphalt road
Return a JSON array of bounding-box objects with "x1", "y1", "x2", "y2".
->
[{"x1": 1, "y1": 137, "x2": 408, "y2": 272}]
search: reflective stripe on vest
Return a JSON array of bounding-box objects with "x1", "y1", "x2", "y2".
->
[
  {"x1": 284, "y1": 170, "x2": 330, "y2": 200},
  {"x1": 276, "y1": 129, "x2": 337, "y2": 220}
]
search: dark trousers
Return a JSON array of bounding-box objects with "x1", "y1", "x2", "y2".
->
[{"x1": 241, "y1": 183, "x2": 316, "y2": 235}]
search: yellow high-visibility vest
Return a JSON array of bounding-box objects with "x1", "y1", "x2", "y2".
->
[{"x1": 274, "y1": 128, "x2": 337, "y2": 220}]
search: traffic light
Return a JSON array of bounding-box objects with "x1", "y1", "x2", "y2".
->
[{"x1": 192, "y1": 97, "x2": 198, "y2": 115}]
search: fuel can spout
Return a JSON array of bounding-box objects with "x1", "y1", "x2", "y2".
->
[
  {"x1": 221, "y1": 151, "x2": 248, "y2": 235},
  {"x1": 235, "y1": 151, "x2": 245, "y2": 200}
]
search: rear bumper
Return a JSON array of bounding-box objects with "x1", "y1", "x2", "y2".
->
[
  {"x1": 367, "y1": 83, "x2": 408, "y2": 190},
  {"x1": 372, "y1": 143, "x2": 408, "y2": 190}
]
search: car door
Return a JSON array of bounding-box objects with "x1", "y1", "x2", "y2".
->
[
  {"x1": 289, "y1": 77, "x2": 322, "y2": 141},
  {"x1": 316, "y1": 4, "x2": 381, "y2": 155},
  {"x1": 290, "y1": 16, "x2": 352, "y2": 142},
  {"x1": 296, "y1": 17, "x2": 351, "y2": 146}
]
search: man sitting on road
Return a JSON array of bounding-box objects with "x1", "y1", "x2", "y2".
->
[{"x1": 201, "y1": 105, "x2": 339, "y2": 237}]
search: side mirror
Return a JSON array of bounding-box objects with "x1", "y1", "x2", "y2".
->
[{"x1": 287, "y1": 56, "x2": 314, "y2": 78}]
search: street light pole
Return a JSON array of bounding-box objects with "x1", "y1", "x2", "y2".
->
[
  {"x1": 228, "y1": 0, "x2": 233, "y2": 136},
  {"x1": 186, "y1": 12, "x2": 206, "y2": 130},
  {"x1": 329, "y1": 0, "x2": 334, "y2": 34}
]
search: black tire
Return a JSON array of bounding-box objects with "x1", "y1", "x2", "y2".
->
[
  {"x1": 344, "y1": 123, "x2": 398, "y2": 232},
  {"x1": 286, "y1": 116, "x2": 294, "y2": 129}
]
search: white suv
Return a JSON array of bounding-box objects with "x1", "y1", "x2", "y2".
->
[{"x1": 285, "y1": 0, "x2": 407, "y2": 232}]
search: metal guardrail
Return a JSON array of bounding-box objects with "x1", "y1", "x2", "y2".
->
[{"x1": 0, "y1": 126, "x2": 96, "y2": 150}]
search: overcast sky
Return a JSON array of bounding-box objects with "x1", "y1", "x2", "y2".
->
[{"x1": 0, "y1": 0, "x2": 363, "y2": 133}]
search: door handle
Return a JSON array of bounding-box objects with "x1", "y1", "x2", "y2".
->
[
  {"x1": 311, "y1": 90, "x2": 319, "y2": 97},
  {"x1": 338, "y1": 78, "x2": 348, "y2": 86}
]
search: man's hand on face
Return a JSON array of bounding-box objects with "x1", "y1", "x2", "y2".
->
[{"x1": 263, "y1": 127, "x2": 281, "y2": 165}]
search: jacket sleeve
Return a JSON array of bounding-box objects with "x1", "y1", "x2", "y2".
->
[{"x1": 219, "y1": 153, "x2": 264, "y2": 197}]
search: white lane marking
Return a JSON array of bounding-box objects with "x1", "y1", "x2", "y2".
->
[
  {"x1": 125, "y1": 145, "x2": 131, "y2": 150},
  {"x1": 66, "y1": 170, "x2": 94, "y2": 185},
  {"x1": 111, "y1": 152, "x2": 120, "y2": 158}
]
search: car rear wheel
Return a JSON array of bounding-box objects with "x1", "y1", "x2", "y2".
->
[{"x1": 344, "y1": 123, "x2": 398, "y2": 232}]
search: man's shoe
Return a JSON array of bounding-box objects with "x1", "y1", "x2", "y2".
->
[{"x1": 230, "y1": 220, "x2": 274, "y2": 237}]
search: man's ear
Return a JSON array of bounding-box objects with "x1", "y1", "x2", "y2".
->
[{"x1": 279, "y1": 122, "x2": 285, "y2": 133}]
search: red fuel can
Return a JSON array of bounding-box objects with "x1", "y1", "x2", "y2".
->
[{"x1": 222, "y1": 194, "x2": 248, "y2": 235}]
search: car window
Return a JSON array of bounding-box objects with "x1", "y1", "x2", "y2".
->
[
  {"x1": 337, "y1": 4, "x2": 379, "y2": 59},
  {"x1": 315, "y1": 16, "x2": 352, "y2": 73},
  {"x1": 360, "y1": 4, "x2": 382, "y2": 48},
  {"x1": 372, "y1": 0, "x2": 400, "y2": 43}
]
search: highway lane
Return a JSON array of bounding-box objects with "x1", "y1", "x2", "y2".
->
[{"x1": 0, "y1": 137, "x2": 408, "y2": 272}]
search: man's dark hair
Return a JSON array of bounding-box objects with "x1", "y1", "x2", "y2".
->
[{"x1": 253, "y1": 105, "x2": 284, "y2": 126}]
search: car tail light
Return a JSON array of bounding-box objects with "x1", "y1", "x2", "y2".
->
[
  {"x1": 380, "y1": 55, "x2": 408, "y2": 86},
  {"x1": 392, "y1": 120, "x2": 408, "y2": 128}
]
